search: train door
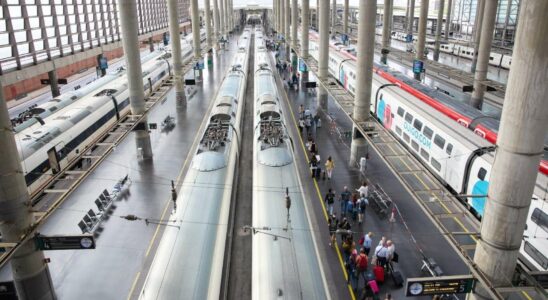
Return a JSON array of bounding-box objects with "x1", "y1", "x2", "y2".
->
[{"x1": 47, "y1": 146, "x2": 60, "y2": 175}]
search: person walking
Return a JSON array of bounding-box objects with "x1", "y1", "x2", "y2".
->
[
  {"x1": 324, "y1": 156, "x2": 335, "y2": 180},
  {"x1": 374, "y1": 241, "x2": 389, "y2": 268},
  {"x1": 357, "y1": 181, "x2": 369, "y2": 198},
  {"x1": 346, "y1": 198, "x2": 355, "y2": 222},
  {"x1": 308, "y1": 139, "x2": 317, "y2": 155},
  {"x1": 328, "y1": 214, "x2": 339, "y2": 246},
  {"x1": 358, "y1": 194, "x2": 369, "y2": 225},
  {"x1": 355, "y1": 248, "x2": 369, "y2": 290},
  {"x1": 305, "y1": 117, "x2": 312, "y2": 137},
  {"x1": 386, "y1": 240, "x2": 396, "y2": 265},
  {"x1": 339, "y1": 217, "x2": 351, "y2": 241},
  {"x1": 340, "y1": 186, "x2": 351, "y2": 217},
  {"x1": 325, "y1": 188, "x2": 335, "y2": 215},
  {"x1": 298, "y1": 118, "x2": 305, "y2": 135},
  {"x1": 361, "y1": 232, "x2": 374, "y2": 256}
]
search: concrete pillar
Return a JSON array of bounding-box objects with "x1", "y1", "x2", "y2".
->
[
  {"x1": 119, "y1": 0, "x2": 152, "y2": 159},
  {"x1": 331, "y1": 0, "x2": 337, "y2": 38},
  {"x1": 471, "y1": 0, "x2": 485, "y2": 73},
  {"x1": 285, "y1": 0, "x2": 290, "y2": 60},
  {"x1": 212, "y1": 0, "x2": 220, "y2": 49},
  {"x1": 350, "y1": 0, "x2": 376, "y2": 165},
  {"x1": 470, "y1": 0, "x2": 497, "y2": 109},
  {"x1": 0, "y1": 82, "x2": 56, "y2": 300},
  {"x1": 381, "y1": 0, "x2": 393, "y2": 64},
  {"x1": 47, "y1": 70, "x2": 60, "y2": 97},
  {"x1": 316, "y1": 0, "x2": 320, "y2": 30},
  {"x1": 224, "y1": 0, "x2": 229, "y2": 34},
  {"x1": 414, "y1": 0, "x2": 428, "y2": 80},
  {"x1": 469, "y1": 1, "x2": 548, "y2": 298},
  {"x1": 407, "y1": 0, "x2": 415, "y2": 38},
  {"x1": 204, "y1": 0, "x2": 212, "y2": 49},
  {"x1": 291, "y1": 0, "x2": 297, "y2": 77},
  {"x1": 445, "y1": 0, "x2": 452, "y2": 41},
  {"x1": 433, "y1": 0, "x2": 444, "y2": 61},
  {"x1": 168, "y1": 0, "x2": 187, "y2": 106},
  {"x1": 318, "y1": 0, "x2": 330, "y2": 109},
  {"x1": 343, "y1": 0, "x2": 349, "y2": 34},
  {"x1": 219, "y1": 0, "x2": 225, "y2": 39},
  {"x1": 191, "y1": 0, "x2": 203, "y2": 80},
  {"x1": 273, "y1": 0, "x2": 276, "y2": 32},
  {"x1": 148, "y1": 37, "x2": 154, "y2": 52},
  {"x1": 301, "y1": 0, "x2": 310, "y2": 84}
]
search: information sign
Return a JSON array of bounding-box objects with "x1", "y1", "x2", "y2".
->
[
  {"x1": 35, "y1": 234, "x2": 96, "y2": 250},
  {"x1": 413, "y1": 60, "x2": 424, "y2": 74},
  {"x1": 406, "y1": 275, "x2": 475, "y2": 297},
  {"x1": 99, "y1": 57, "x2": 108, "y2": 70}
]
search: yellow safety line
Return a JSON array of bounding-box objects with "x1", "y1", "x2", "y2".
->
[
  {"x1": 126, "y1": 272, "x2": 141, "y2": 300},
  {"x1": 282, "y1": 80, "x2": 356, "y2": 300},
  {"x1": 521, "y1": 290, "x2": 533, "y2": 300}
]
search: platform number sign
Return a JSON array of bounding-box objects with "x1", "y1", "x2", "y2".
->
[
  {"x1": 406, "y1": 275, "x2": 475, "y2": 297},
  {"x1": 413, "y1": 60, "x2": 424, "y2": 74}
]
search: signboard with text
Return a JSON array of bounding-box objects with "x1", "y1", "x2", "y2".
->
[
  {"x1": 406, "y1": 275, "x2": 475, "y2": 297},
  {"x1": 35, "y1": 234, "x2": 96, "y2": 251}
]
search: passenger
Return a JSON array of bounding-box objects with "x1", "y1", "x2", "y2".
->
[
  {"x1": 309, "y1": 155, "x2": 318, "y2": 178},
  {"x1": 339, "y1": 186, "x2": 351, "y2": 217},
  {"x1": 358, "y1": 194, "x2": 369, "y2": 225},
  {"x1": 357, "y1": 181, "x2": 369, "y2": 198},
  {"x1": 341, "y1": 235, "x2": 355, "y2": 262},
  {"x1": 339, "y1": 218, "x2": 351, "y2": 241},
  {"x1": 324, "y1": 156, "x2": 335, "y2": 180},
  {"x1": 309, "y1": 140, "x2": 317, "y2": 155},
  {"x1": 386, "y1": 240, "x2": 396, "y2": 264},
  {"x1": 350, "y1": 193, "x2": 358, "y2": 221},
  {"x1": 328, "y1": 213, "x2": 339, "y2": 246},
  {"x1": 305, "y1": 117, "x2": 312, "y2": 136},
  {"x1": 299, "y1": 104, "x2": 305, "y2": 119},
  {"x1": 298, "y1": 118, "x2": 305, "y2": 135},
  {"x1": 374, "y1": 241, "x2": 389, "y2": 268},
  {"x1": 355, "y1": 248, "x2": 369, "y2": 290},
  {"x1": 361, "y1": 232, "x2": 374, "y2": 256},
  {"x1": 347, "y1": 246, "x2": 359, "y2": 289},
  {"x1": 346, "y1": 198, "x2": 355, "y2": 222},
  {"x1": 325, "y1": 188, "x2": 336, "y2": 215}
]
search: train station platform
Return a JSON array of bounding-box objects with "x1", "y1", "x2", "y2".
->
[
  {"x1": 270, "y1": 53, "x2": 470, "y2": 299},
  {"x1": 0, "y1": 34, "x2": 240, "y2": 300}
]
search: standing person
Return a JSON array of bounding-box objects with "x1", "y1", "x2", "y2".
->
[
  {"x1": 328, "y1": 214, "x2": 339, "y2": 246},
  {"x1": 325, "y1": 188, "x2": 336, "y2": 215},
  {"x1": 358, "y1": 194, "x2": 369, "y2": 225},
  {"x1": 339, "y1": 217, "x2": 351, "y2": 241},
  {"x1": 374, "y1": 242, "x2": 389, "y2": 268},
  {"x1": 298, "y1": 118, "x2": 305, "y2": 135},
  {"x1": 299, "y1": 104, "x2": 305, "y2": 119},
  {"x1": 309, "y1": 154, "x2": 318, "y2": 178},
  {"x1": 346, "y1": 198, "x2": 355, "y2": 222},
  {"x1": 386, "y1": 240, "x2": 396, "y2": 264},
  {"x1": 305, "y1": 117, "x2": 312, "y2": 136},
  {"x1": 324, "y1": 156, "x2": 335, "y2": 180},
  {"x1": 357, "y1": 181, "x2": 369, "y2": 198},
  {"x1": 347, "y1": 246, "x2": 359, "y2": 289},
  {"x1": 309, "y1": 139, "x2": 317, "y2": 155},
  {"x1": 340, "y1": 186, "x2": 351, "y2": 217},
  {"x1": 355, "y1": 248, "x2": 369, "y2": 289},
  {"x1": 361, "y1": 232, "x2": 374, "y2": 256}
]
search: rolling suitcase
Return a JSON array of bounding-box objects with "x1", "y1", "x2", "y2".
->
[
  {"x1": 373, "y1": 265, "x2": 385, "y2": 283},
  {"x1": 391, "y1": 270, "x2": 404, "y2": 287}
]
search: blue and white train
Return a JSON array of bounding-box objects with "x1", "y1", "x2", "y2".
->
[
  {"x1": 139, "y1": 27, "x2": 252, "y2": 299},
  {"x1": 252, "y1": 28, "x2": 329, "y2": 299},
  {"x1": 309, "y1": 39, "x2": 547, "y2": 272}
]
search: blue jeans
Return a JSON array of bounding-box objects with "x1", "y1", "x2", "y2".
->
[{"x1": 327, "y1": 203, "x2": 334, "y2": 215}]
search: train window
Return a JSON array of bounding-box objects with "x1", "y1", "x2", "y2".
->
[
  {"x1": 395, "y1": 126, "x2": 402, "y2": 136},
  {"x1": 423, "y1": 126, "x2": 433, "y2": 139},
  {"x1": 411, "y1": 140, "x2": 419, "y2": 151},
  {"x1": 404, "y1": 112, "x2": 413, "y2": 123},
  {"x1": 478, "y1": 167, "x2": 487, "y2": 181},
  {"x1": 397, "y1": 107, "x2": 405, "y2": 117},
  {"x1": 434, "y1": 134, "x2": 446, "y2": 149},
  {"x1": 431, "y1": 157, "x2": 441, "y2": 171},
  {"x1": 446, "y1": 143, "x2": 453, "y2": 155},
  {"x1": 531, "y1": 208, "x2": 548, "y2": 233},
  {"x1": 403, "y1": 132, "x2": 410, "y2": 143},
  {"x1": 420, "y1": 148, "x2": 429, "y2": 160},
  {"x1": 413, "y1": 119, "x2": 423, "y2": 131},
  {"x1": 524, "y1": 241, "x2": 548, "y2": 269}
]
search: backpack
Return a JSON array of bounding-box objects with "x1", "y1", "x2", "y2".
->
[
  {"x1": 360, "y1": 199, "x2": 367, "y2": 210},
  {"x1": 326, "y1": 193, "x2": 334, "y2": 204},
  {"x1": 357, "y1": 254, "x2": 368, "y2": 271},
  {"x1": 358, "y1": 235, "x2": 365, "y2": 246}
]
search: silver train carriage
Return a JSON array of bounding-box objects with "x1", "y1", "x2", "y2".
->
[{"x1": 252, "y1": 30, "x2": 329, "y2": 299}]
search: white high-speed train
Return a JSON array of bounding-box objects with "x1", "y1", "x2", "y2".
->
[
  {"x1": 308, "y1": 40, "x2": 548, "y2": 272},
  {"x1": 139, "y1": 28, "x2": 252, "y2": 300},
  {"x1": 388, "y1": 30, "x2": 512, "y2": 69},
  {"x1": 17, "y1": 52, "x2": 172, "y2": 195},
  {"x1": 15, "y1": 30, "x2": 205, "y2": 134},
  {"x1": 252, "y1": 28, "x2": 329, "y2": 299}
]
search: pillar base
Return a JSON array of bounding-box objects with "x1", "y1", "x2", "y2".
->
[
  {"x1": 176, "y1": 90, "x2": 187, "y2": 108},
  {"x1": 300, "y1": 71, "x2": 309, "y2": 87},
  {"x1": 12, "y1": 240, "x2": 56, "y2": 300},
  {"x1": 318, "y1": 87, "x2": 328, "y2": 111},
  {"x1": 135, "y1": 126, "x2": 153, "y2": 160},
  {"x1": 349, "y1": 136, "x2": 367, "y2": 168},
  {"x1": 48, "y1": 71, "x2": 60, "y2": 97}
]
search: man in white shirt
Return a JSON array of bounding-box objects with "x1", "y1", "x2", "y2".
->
[{"x1": 357, "y1": 181, "x2": 369, "y2": 198}]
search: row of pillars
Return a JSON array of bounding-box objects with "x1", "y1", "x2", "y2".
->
[
  {"x1": 0, "y1": 0, "x2": 238, "y2": 299},
  {"x1": 270, "y1": 0, "x2": 547, "y2": 299}
]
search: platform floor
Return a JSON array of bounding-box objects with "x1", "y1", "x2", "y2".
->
[
  {"x1": 273, "y1": 54, "x2": 470, "y2": 299},
  {"x1": 0, "y1": 36, "x2": 240, "y2": 300}
]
